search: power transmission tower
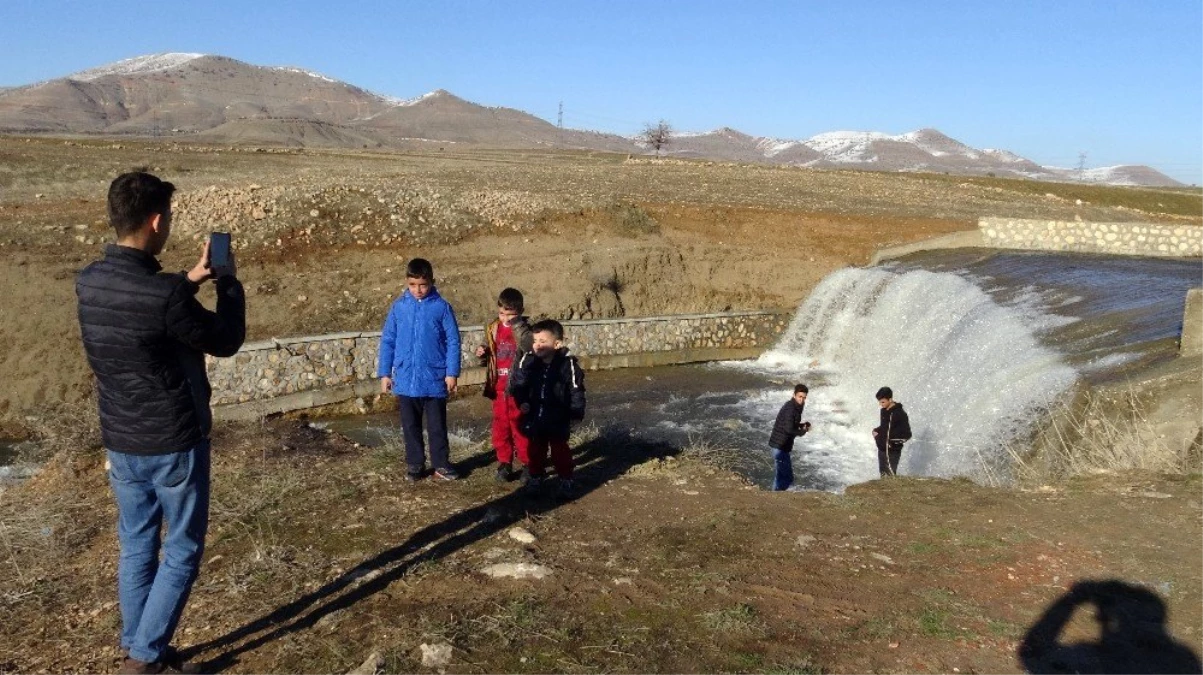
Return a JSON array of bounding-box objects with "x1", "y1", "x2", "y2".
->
[
  {"x1": 1076, "y1": 151, "x2": 1087, "y2": 181},
  {"x1": 557, "y1": 101, "x2": 563, "y2": 129}
]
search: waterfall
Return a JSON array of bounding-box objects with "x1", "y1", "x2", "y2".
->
[{"x1": 749, "y1": 267, "x2": 1079, "y2": 487}]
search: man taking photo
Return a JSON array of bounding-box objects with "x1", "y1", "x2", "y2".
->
[{"x1": 76, "y1": 172, "x2": 245, "y2": 674}]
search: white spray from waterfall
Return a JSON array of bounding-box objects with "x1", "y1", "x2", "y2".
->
[{"x1": 737, "y1": 267, "x2": 1079, "y2": 488}]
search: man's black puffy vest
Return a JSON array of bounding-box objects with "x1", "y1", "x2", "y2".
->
[{"x1": 76, "y1": 245, "x2": 244, "y2": 455}]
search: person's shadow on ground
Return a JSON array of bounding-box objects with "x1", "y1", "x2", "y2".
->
[
  {"x1": 185, "y1": 426, "x2": 676, "y2": 672},
  {"x1": 1018, "y1": 579, "x2": 1202, "y2": 674}
]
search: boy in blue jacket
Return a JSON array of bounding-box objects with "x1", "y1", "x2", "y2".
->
[{"x1": 378, "y1": 258, "x2": 462, "y2": 481}]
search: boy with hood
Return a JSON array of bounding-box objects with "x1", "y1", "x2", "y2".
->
[
  {"x1": 507, "y1": 319, "x2": 586, "y2": 497},
  {"x1": 474, "y1": 287, "x2": 533, "y2": 482},
  {"x1": 872, "y1": 386, "x2": 912, "y2": 477},
  {"x1": 378, "y1": 258, "x2": 462, "y2": 481},
  {"x1": 768, "y1": 384, "x2": 812, "y2": 491}
]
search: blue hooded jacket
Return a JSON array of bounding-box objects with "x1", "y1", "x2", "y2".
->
[{"x1": 377, "y1": 287, "x2": 461, "y2": 398}]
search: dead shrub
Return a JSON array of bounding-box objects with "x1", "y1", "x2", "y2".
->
[{"x1": 1006, "y1": 386, "x2": 1201, "y2": 486}]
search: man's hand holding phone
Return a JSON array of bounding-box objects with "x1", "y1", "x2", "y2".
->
[
  {"x1": 207, "y1": 232, "x2": 236, "y2": 278},
  {"x1": 186, "y1": 232, "x2": 237, "y2": 284}
]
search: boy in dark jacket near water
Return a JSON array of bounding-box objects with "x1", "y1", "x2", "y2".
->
[
  {"x1": 873, "y1": 386, "x2": 912, "y2": 477},
  {"x1": 474, "y1": 288, "x2": 533, "y2": 482},
  {"x1": 507, "y1": 319, "x2": 586, "y2": 497},
  {"x1": 378, "y1": 258, "x2": 462, "y2": 481},
  {"x1": 768, "y1": 384, "x2": 812, "y2": 491}
]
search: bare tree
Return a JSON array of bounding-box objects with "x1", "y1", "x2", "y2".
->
[{"x1": 641, "y1": 119, "x2": 673, "y2": 158}]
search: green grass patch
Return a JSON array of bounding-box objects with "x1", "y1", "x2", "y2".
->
[{"x1": 701, "y1": 602, "x2": 766, "y2": 635}]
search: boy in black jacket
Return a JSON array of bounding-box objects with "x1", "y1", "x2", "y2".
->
[
  {"x1": 507, "y1": 319, "x2": 586, "y2": 497},
  {"x1": 768, "y1": 384, "x2": 811, "y2": 491},
  {"x1": 872, "y1": 386, "x2": 912, "y2": 477}
]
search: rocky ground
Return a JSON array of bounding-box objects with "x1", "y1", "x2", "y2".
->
[
  {"x1": 0, "y1": 420, "x2": 1199, "y2": 673},
  {"x1": 0, "y1": 136, "x2": 1200, "y2": 673}
]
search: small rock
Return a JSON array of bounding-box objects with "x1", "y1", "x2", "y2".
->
[
  {"x1": 347, "y1": 651, "x2": 383, "y2": 675},
  {"x1": 795, "y1": 534, "x2": 816, "y2": 548},
  {"x1": 419, "y1": 642, "x2": 453, "y2": 668},
  {"x1": 508, "y1": 527, "x2": 537, "y2": 544},
  {"x1": 481, "y1": 563, "x2": 552, "y2": 579},
  {"x1": 870, "y1": 553, "x2": 894, "y2": 565}
]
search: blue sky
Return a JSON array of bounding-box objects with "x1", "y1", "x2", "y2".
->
[{"x1": 3, "y1": 1, "x2": 1201, "y2": 184}]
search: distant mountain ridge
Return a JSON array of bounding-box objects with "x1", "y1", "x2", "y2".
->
[{"x1": 0, "y1": 52, "x2": 1183, "y2": 187}]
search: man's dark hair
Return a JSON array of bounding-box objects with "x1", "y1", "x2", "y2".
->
[
  {"x1": 794, "y1": 384, "x2": 809, "y2": 395},
  {"x1": 405, "y1": 258, "x2": 434, "y2": 281},
  {"x1": 876, "y1": 386, "x2": 893, "y2": 401},
  {"x1": 530, "y1": 319, "x2": 564, "y2": 342},
  {"x1": 497, "y1": 287, "x2": 524, "y2": 312},
  {"x1": 107, "y1": 172, "x2": 175, "y2": 238}
]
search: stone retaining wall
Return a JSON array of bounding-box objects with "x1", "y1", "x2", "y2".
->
[
  {"x1": 208, "y1": 311, "x2": 791, "y2": 413},
  {"x1": 979, "y1": 217, "x2": 1202, "y2": 257}
]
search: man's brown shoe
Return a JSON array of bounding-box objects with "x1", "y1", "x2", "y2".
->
[{"x1": 117, "y1": 650, "x2": 202, "y2": 675}]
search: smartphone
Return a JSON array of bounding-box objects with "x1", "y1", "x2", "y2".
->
[{"x1": 208, "y1": 232, "x2": 232, "y2": 270}]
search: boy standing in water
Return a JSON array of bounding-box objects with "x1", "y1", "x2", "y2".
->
[
  {"x1": 378, "y1": 258, "x2": 462, "y2": 481},
  {"x1": 475, "y1": 288, "x2": 533, "y2": 483},
  {"x1": 768, "y1": 384, "x2": 811, "y2": 491},
  {"x1": 507, "y1": 319, "x2": 586, "y2": 497},
  {"x1": 872, "y1": 386, "x2": 912, "y2": 477}
]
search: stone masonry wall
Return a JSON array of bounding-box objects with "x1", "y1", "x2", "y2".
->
[
  {"x1": 980, "y1": 217, "x2": 1202, "y2": 257},
  {"x1": 208, "y1": 311, "x2": 790, "y2": 406}
]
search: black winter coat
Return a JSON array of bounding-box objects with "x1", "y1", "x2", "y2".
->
[
  {"x1": 506, "y1": 348, "x2": 586, "y2": 439},
  {"x1": 768, "y1": 399, "x2": 808, "y2": 451},
  {"x1": 874, "y1": 402, "x2": 912, "y2": 450},
  {"x1": 76, "y1": 245, "x2": 246, "y2": 455}
]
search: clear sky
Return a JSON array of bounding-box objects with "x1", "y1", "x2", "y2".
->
[{"x1": 3, "y1": 0, "x2": 1200, "y2": 184}]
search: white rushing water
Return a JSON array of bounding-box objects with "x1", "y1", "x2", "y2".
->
[{"x1": 730, "y1": 267, "x2": 1079, "y2": 489}]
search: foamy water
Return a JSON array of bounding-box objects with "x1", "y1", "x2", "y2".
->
[{"x1": 725, "y1": 267, "x2": 1079, "y2": 488}]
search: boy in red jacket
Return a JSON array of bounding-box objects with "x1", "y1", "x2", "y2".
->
[{"x1": 474, "y1": 288, "x2": 533, "y2": 482}]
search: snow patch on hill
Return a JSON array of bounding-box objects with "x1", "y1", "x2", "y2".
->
[
  {"x1": 69, "y1": 53, "x2": 207, "y2": 81},
  {"x1": 803, "y1": 131, "x2": 891, "y2": 162},
  {"x1": 269, "y1": 66, "x2": 338, "y2": 83}
]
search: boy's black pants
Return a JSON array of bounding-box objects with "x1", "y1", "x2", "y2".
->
[
  {"x1": 877, "y1": 439, "x2": 903, "y2": 477},
  {"x1": 398, "y1": 395, "x2": 451, "y2": 471}
]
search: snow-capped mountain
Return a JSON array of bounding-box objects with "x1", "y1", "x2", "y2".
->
[
  {"x1": 663, "y1": 127, "x2": 1182, "y2": 186},
  {"x1": 0, "y1": 53, "x2": 1184, "y2": 187}
]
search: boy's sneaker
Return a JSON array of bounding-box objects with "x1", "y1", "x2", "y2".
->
[
  {"x1": 556, "y1": 479, "x2": 576, "y2": 499},
  {"x1": 521, "y1": 475, "x2": 544, "y2": 494},
  {"x1": 405, "y1": 468, "x2": 423, "y2": 482},
  {"x1": 495, "y1": 463, "x2": 512, "y2": 483},
  {"x1": 433, "y1": 467, "x2": 461, "y2": 481}
]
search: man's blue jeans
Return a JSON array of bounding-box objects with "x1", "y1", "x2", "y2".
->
[
  {"x1": 772, "y1": 447, "x2": 794, "y2": 491},
  {"x1": 107, "y1": 441, "x2": 210, "y2": 663}
]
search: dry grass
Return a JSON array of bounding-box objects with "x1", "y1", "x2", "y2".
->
[
  {"x1": 1006, "y1": 386, "x2": 1202, "y2": 486},
  {"x1": 21, "y1": 398, "x2": 101, "y2": 462}
]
